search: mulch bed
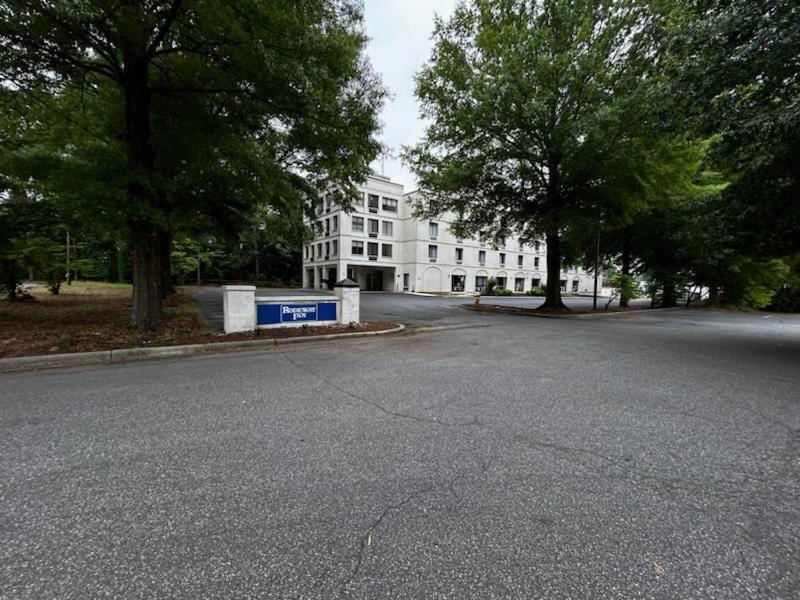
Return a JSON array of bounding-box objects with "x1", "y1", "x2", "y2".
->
[
  {"x1": 213, "y1": 321, "x2": 398, "y2": 342},
  {"x1": 0, "y1": 282, "x2": 397, "y2": 358},
  {"x1": 463, "y1": 302, "x2": 636, "y2": 318}
]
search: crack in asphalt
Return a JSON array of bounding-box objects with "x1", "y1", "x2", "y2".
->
[{"x1": 277, "y1": 350, "x2": 483, "y2": 429}]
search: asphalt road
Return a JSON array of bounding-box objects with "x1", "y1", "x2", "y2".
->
[{"x1": 2, "y1": 301, "x2": 800, "y2": 599}]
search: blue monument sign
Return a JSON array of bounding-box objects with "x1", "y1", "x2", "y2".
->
[{"x1": 257, "y1": 301, "x2": 337, "y2": 327}]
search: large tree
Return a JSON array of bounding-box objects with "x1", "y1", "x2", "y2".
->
[
  {"x1": 667, "y1": 0, "x2": 800, "y2": 258},
  {"x1": 0, "y1": 0, "x2": 384, "y2": 328},
  {"x1": 405, "y1": 0, "x2": 669, "y2": 309}
]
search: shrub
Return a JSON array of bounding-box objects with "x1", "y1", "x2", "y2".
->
[
  {"x1": 526, "y1": 287, "x2": 546, "y2": 296},
  {"x1": 483, "y1": 277, "x2": 498, "y2": 296}
]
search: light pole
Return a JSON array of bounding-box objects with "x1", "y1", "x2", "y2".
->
[
  {"x1": 593, "y1": 223, "x2": 600, "y2": 310},
  {"x1": 254, "y1": 223, "x2": 266, "y2": 286},
  {"x1": 66, "y1": 230, "x2": 71, "y2": 285}
]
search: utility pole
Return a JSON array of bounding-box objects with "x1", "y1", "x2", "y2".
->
[
  {"x1": 593, "y1": 226, "x2": 600, "y2": 310},
  {"x1": 66, "y1": 230, "x2": 71, "y2": 285},
  {"x1": 196, "y1": 245, "x2": 201, "y2": 287}
]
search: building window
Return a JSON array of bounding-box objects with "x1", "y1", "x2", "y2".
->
[
  {"x1": 475, "y1": 276, "x2": 487, "y2": 292},
  {"x1": 479, "y1": 230, "x2": 488, "y2": 245},
  {"x1": 352, "y1": 240, "x2": 364, "y2": 255},
  {"x1": 429, "y1": 221, "x2": 439, "y2": 239},
  {"x1": 382, "y1": 243, "x2": 393, "y2": 258},
  {"x1": 368, "y1": 242, "x2": 379, "y2": 258},
  {"x1": 368, "y1": 219, "x2": 379, "y2": 237},
  {"x1": 368, "y1": 194, "x2": 379, "y2": 212},
  {"x1": 499, "y1": 252, "x2": 506, "y2": 266},
  {"x1": 534, "y1": 241, "x2": 541, "y2": 253},
  {"x1": 560, "y1": 279, "x2": 567, "y2": 292},
  {"x1": 332, "y1": 240, "x2": 338, "y2": 256},
  {"x1": 403, "y1": 273, "x2": 410, "y2": 291},
  {"x1": 517, "y1": 255, "x2": 523, "y2": 267},
  {"x1": 455, "y1": 247, "x2": 463, "y2": 263},
  {"x1": 515, "y1": 277, "x2": 524, "y2": 292},
  {"x1": 532, "y1": 277, "x2": 541, "y2": 288},
  {"x1": 317, "y1": 243, "x2": 322, "y2": 257},
  {"x1": 324, "y1": 218, "x2": 330, "y2": 237},
  {"x1": 310, "y1": 245, "x2": 314, "y2": 259},
  {"x1": 428, "y1": 244, "x2": 438, "y2": 262},
  {"x1": 478, "y1": 250, "x2": 486, "y2": 265},
  {"x1": 534, "y1": 257, "x2": 539, "y2": 268},
  {"x1": 325, "y1": 241, "x2": 330, "y2": 258},
  {"x1": 382, "y1": 221, "x2": 393, "y2": 236},
  {"x1": 304, "y1": 246, "x2": 308, "y2": 259},
  {"x1": 497, "y1": 276, "x2": 507, "y2": 289},
  {"x1": 572, "y1": 280, "x2": 579, "y2": 292},
  {"x1": 332, "y1": 215, "x2": 338, "y2": 232},
  {"x1": 382, "y1": 197, "x2": 398, "y2": 212},
  {"x1": 451, "y1": 274, "x2": 465, "y2": 292},
  {"x1": 352, "y1": 216, "x2": 364, "y2": 232},
  {"x1": 324, "y1": 197, "x2": 331, "y2": 213}
]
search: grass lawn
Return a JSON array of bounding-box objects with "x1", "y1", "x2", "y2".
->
[
  {"x1": 0, "y1": 281, "x2": 398, "y2": 358},
  {"x1": 0, "y1": 282, "x2": 216, "y2": 358}
]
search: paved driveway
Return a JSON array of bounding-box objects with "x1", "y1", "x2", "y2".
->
[
  {"x1": 186, "y1": 286, "x2": 651, "y2": 328},
  {"x1": 2, "y1": 309, "x2": 799, "y2": 598}
]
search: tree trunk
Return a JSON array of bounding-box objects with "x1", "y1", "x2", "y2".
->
[
  {"x1": 160, "y1": 229, "x2": 174, "y2": 297},
  {"x1": 123, "y1": 48, "x2": 162, "y2": 328},
  {"x1": 130, "y1": 221, "x2": 163, "y2": 329},
  {"x1": 620, "y1": 237, "x2": 631, "y2": 308},
  {"x1": 542, "y1": 228, "x2": 567, "y2": 310},
  {"x1": 4, "y1": 262, "x2": 18, "y2": 300},
  {"x1": 662, "y1": 279, "x2": 677, "y2": 307}
]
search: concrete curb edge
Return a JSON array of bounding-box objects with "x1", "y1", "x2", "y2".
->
[
  {"x1": 463, "y1": 304, "x2": 689, "y2": 319},
  {"x1": 0, "y1": 324, "x2": 406, "y2": 375}
]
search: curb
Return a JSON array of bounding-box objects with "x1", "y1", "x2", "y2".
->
[{"x1": 0, "y1": 324, "x2": 405, "y2": 375}]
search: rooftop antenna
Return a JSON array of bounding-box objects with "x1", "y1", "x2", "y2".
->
[{"x1": 379, "y1": 146, "x2": 395, "y2": 177}]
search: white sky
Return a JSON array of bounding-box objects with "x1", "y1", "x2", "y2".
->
[{"x1": 363, "y1": 0, "x2": 459, "y2": 190}]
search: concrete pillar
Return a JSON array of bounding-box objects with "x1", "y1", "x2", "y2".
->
[
  {"x1": 223, "y1": 285, "x2": 256, "y2": 333},
  {"x1": 335, "y1": 278, "x2": 360, "y2": 325}
]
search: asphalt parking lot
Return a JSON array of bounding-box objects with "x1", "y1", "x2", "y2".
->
[
  {"x1": 187, "y1": 286, "x2": 651, "y2": 328},
  {"x1": 2, "y1": 298, "x2": 799, "y2": 599}
]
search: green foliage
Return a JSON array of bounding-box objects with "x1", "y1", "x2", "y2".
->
[
  {"x1": 603, "y1": 273, "x2": 640, "y2": 309},
  {"x1": 404, "y1": 0, "x2": 674, "y2": 308},
  {"x1": 0, "y1": 196, "x2": 66, "y2": 299},
  {"x1": 526, "y1": 287, "x2": 546, "y2": 297},
  {"x1": 0, "y1": 0, "x2": 385, "y2": 326},
  {"x1": 667, "y1": 0, "x2": 800, "y2": 258},
  {"x1": 714, "y1": 258, "x2": 790, "y2": 310},
  {"x1": 483, "y1": 278, "x2": 512, "y2": 296}
]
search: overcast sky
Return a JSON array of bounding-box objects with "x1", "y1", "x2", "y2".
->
[{"x1": 363, "y1": 0, "x2": 459, "y2": 190}]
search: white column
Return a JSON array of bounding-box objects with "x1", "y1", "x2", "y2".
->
[
  {"x1": 335, "y1": 278, "x2": 360, "y2": 325},
  {"x1": 223, "y1": 285, "x2": 256, "y2": 333}
]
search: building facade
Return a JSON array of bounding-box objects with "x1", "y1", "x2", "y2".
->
[{"x1": 302, "y1": 174, "x2": 599, "y2": 294}]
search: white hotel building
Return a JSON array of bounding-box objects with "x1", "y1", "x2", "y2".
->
[{"x1": 302, "y1": 174, "x2": 598, "y2": 294}]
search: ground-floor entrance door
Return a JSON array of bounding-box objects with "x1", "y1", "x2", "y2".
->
[
  {"x1": 366, "y1": 271, "x2": 383, "y2": 291},
  {"x1": 327, "y1": 267, "x2": 337, "y2": 289},
  {"x1": 451, "y1": 275, "x2": 465, "y2": 292}
]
